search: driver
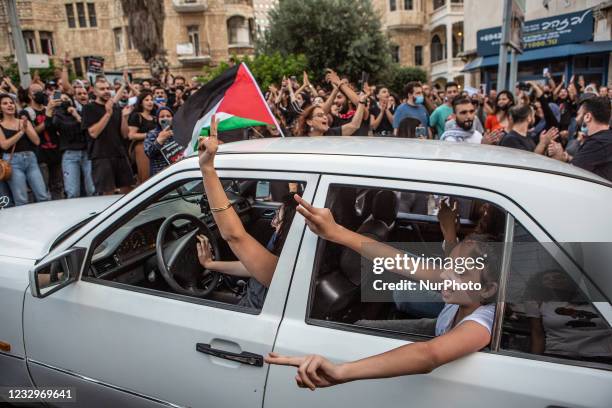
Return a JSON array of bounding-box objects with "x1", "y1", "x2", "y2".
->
[{"x1": 195, "y1": 116, "x2": 298, "y2": 309}]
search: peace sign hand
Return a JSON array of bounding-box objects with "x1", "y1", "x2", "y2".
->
[{"x1": 198, "y1": 114, "x2": 220, "y2": 171}]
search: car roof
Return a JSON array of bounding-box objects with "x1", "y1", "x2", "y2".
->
[{"x1": 213, "y1": 137, "x2": 611, "y2": 187}]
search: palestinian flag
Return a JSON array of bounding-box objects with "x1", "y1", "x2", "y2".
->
[{"x1": 174, "y1": 63, "x2": 283, "y2": 156}]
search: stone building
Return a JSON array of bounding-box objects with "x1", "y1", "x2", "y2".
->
[
  {"x1": 0, "y1": 0, "x2": 256, "y2": 79},
  {"x1": 373, "y1": 0, "x2": 465, "y2": 86},
  {"x1": 253, "y1": 0, "x2": 276, "y2": 33}
]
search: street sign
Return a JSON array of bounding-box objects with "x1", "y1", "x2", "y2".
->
[
  {"x1": 176, "y1": 43, "x2": 194, "y2": 56},
  {"x1": 26, "y1": 53, "x2": 49, "y2": 69},
  {"x1": 477, "y1": 9, "x2": 594, "y2": 56}
]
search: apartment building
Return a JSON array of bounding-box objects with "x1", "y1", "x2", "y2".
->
[
  {"x1": 373, "y1": 0, "x2": 465, "y2": 86},
  {"x1": 0, "y1": 0, "x2": 256, "y2": 79}
]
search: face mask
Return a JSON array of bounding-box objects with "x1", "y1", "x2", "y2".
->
[
  {"x1": 414, "y1": 95, "x2": 424, "y2": 105},
  {"x1": 457, "y1": 119, "x2": 473, "y2": 131},
  {"x1": 155, "y1": 97, "x2": 167, "y2": 105},
  {"x1": 33, "y1": 91, "x2": 47, "y2": 105},
  {"x1": 160, "y1": 118, "x2": 172, "y2": 129},
  {"x1": 580, "y1": 124, "x2": 588, "y2": 136}
]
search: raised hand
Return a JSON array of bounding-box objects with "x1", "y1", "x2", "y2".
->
[
  {"x1": 196, "y1": 234, "x2": 214, "y2": 269},
  {"x1": 325, "y1": 69, "x2": 341, "y2": 87},
  {"x1": 264, "y1": 352, "x2": 345, "y2": 390},
  {"x1": 198, "y1": 114, "x2": 220, "y2": 170},
  {"x1": 293, "y1": 195, "x2": 343, "y2": 243},
  {"x1": 540, "y1": 127, "x2": 559, "y2": 145}
]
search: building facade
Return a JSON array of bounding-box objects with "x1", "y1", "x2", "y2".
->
[
  {"x1": 373, "y1": 0, "x2": 465, "y2": 86},
  {"x1": 253, "y1": 0, "x2": 276, "y2": 33},
  {"x1": 462, "y1": 0, "x2": 612, "y2": 90},
  {"x1": 0, "y1": 0, "x2": 256, "y2": 79}
]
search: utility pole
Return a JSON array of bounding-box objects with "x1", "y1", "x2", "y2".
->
[
  {"x1": 497, "y1": 0, "x2": 512, "y2": 92},
  {"x1": 5, "y1": 0, "x2": 31, "y2": 88}
]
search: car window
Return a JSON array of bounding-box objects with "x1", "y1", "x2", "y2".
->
[
  {"x1": 84, "y1": 177, "x2": 305, "y2": 313},
  {"x1": 307, "y1": 183, "x2": 507, "y2": 340},
  {"x1": 501, "y1": 221, "x2": 612, "y2": 368}
]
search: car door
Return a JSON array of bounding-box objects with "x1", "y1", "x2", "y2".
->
[
  {"x1": 265, "y1": 174, "x2": 612, "y2": 408},
  {"x1": 22, "y1": 169, "x2": 318, "y2": 408}
]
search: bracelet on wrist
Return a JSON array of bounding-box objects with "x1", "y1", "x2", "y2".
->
[{"x1": 210, "y1": 202, "x2": 232, "y2": 213}]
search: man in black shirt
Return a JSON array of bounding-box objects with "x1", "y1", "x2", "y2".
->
[
  {"x1": 500, "y1": 105, "x2": 553, "y2": 155},
  {"x1": 548, "y1": 96, "x2": 612, "y2": 182},
  {"x1": 82, "y1": 77, "x2": 134, "y2": 195}
]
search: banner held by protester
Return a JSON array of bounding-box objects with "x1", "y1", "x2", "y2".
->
[{"x1": 174, "y1": 63, "x2": 284, "y2": 157}]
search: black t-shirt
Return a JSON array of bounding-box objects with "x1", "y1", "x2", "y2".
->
[
  {"x1": 571, "y1": 129, "x2": 612, "y2": 182},
  {"x1": 127, "y1": 112, "x2": 157, "y2": 135},
  {"x1": 370, "y1": 103, "x2": 395, "y2": 134},
  {"x1": 324, "y1": 126, "x2": 343, "y2": 136},
  {"x1": 22, "y1": 107, "x2": 61, "y2": 164},
  {"x1": 0, "y1": 124, "x2": 36, "y2": 153},
  {"x1": 82, "y1": 102, "x2": 126, "y2": 160},
  {"x1": 500, "y1": 130, "x2": 536, "y2": 152}
]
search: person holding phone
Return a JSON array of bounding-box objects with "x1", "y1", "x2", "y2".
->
[{"x1": 143, "y1": 107, "x2": 181, "y2": 176}]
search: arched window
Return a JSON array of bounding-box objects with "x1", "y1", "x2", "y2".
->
[
  {"x1": 431, "y1": 34, "x2": 444, "y2": 63},
  {"x1": 227, "y1": 16, "x2": 251, "y2": 45}
]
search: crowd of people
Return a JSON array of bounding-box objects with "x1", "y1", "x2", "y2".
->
[{"x1": 0, "y1": 57, "x2": 611, "y2": 207}]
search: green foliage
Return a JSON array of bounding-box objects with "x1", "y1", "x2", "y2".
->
[
  {"x1": 258, "y1": 0, "x2": 391, "y2": 83},
  {"x1": 200, "y1": 53, "x2": 308, "y2": 90},
  {"x1": 383, "y1": 65, "x2": 428, "y2": 97}
]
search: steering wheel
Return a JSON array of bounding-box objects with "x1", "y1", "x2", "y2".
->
[{"x1": 156, "y1": 213, "x2": 221, "y2": 298}]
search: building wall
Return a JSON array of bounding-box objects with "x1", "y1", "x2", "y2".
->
[
  {"x1": 253, "y1": 0, "x2": 277, "y2": 33},
  {"x1": 0, "y1": 0, "x2": 256, "y2": 80}
]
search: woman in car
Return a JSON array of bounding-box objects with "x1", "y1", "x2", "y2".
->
[
  {"x1": 195, "y1": 116, "x2": 298, "y2": 309},
  {"x1": 265, "y1": 196, "x2": 501, "y2": 390}
]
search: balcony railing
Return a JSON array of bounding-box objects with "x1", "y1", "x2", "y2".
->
[
  {"x1": 172, "y1": 0, "x2": 208, "y2": 12},
  {"x1": 385, "y1": 10, "x2": 426, "y2": 30}
]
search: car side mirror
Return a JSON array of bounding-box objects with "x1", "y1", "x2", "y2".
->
[{"x1": 29, "y1": 247, "x2": 87, "y2": 298}]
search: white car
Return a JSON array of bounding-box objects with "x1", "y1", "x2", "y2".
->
[{"x1": 1, "y1": 137, "x2": 611, "y2": 408}]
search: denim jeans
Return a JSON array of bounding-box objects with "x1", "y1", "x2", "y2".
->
[
  {"x1": 3, "y1": 151, "x2": 50, "y2": 206},
  {"x1": 62, "y1": 150, "x2": 95, "y2": 198}
]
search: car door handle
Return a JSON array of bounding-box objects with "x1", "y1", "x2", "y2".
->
[
  {"x1": 262, "y1": 210, "x2": 275, "y2": 217},
  {"x1": 196, "y1": 343, "x2": 264, "y2": 367}
]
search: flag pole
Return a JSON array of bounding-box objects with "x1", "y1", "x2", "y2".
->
[{"x1": 240, "y1": 63, "x2": 285, "y2": 137}]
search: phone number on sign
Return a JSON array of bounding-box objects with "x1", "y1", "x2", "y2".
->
[{"x1": 1, "y1": 387, "x2": 75, "y2": 402}]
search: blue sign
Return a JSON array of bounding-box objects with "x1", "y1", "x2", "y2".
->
[{"x1": 477, "y1": 9, "x2": 593, "y2": 56}]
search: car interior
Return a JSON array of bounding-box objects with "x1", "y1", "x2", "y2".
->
[
  {"x1": 86, "y1": 178, "x2": 303, "y2": 307},
  {"x1": 308, "y1": 185, "x2": 507, "y2": 336}
]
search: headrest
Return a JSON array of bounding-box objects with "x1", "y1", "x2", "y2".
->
[{"x1": 371, "y1": 190, "x2": 399, "y2": 226}]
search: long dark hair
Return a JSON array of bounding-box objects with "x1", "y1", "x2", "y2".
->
[
  {"x1": 493, "y1": 90, "x2": 515, "y2": 115},
  {"x1": 271, "y1": 192, "x2": 300, "y2": 256},
  {"x1": 0, "y1": 93, "x2": 16, "y2": 121},
  {"x1": 134, "y1": 89, "x2": 154, "y2": 114}
]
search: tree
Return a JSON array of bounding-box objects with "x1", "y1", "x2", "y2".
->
[
  {"x1": 385, "y1": 66, "x2": 428, "y2": 97},
  {"x1": 259, "y1": 0, "x2": 391, "y2": 83},
  {"x1": 200, "y1": 53, "x2": 308, "y2": 91},
  {"x1": 120, "y1": 0, "x2": 167, "y2": 79}
]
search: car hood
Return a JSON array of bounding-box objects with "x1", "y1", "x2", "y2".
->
[{"x1": 0, "y1": 196, "x2": 120, "y2": 260}]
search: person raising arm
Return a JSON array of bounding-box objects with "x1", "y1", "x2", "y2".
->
[{"x1": 266, "y1": 195, "x2": 500, "y2": 390}]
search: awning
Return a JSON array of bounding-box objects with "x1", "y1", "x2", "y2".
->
[{"x1": 462, "y1": 41, "x2": 612, "y2": 72}]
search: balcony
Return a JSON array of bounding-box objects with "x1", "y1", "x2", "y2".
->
[
  {"x1": 430, "y1": 57, "x2": 465, "y2": 79},
  {"x1": 430, "y1": 0, "x2": 463, "y2": 28},
  {"x1": 172, "y1": 0, "x2": 207, "y2": 13},
  {"x1": 385, "y1": 10, "x2": 426, "y2": 30},
  {"x1": 178, "y1": 54, "x2": 212, "y2": 65}
]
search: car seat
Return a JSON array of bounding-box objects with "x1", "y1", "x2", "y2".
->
[{"x1": 313, "y1": 190, "x2": 399, "y2": 319}]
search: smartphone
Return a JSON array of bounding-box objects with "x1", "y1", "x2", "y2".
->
[
  {"x1": 542, "y1": 67, "x2": 549, "y2": 77},
  {"x1": 415, "y1": 126, "x2": 427, "y2": 139},
  {"x1": 53, "y1": 90, "x2": 62, "y2": 100}
]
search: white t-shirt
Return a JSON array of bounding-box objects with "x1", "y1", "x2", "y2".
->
[
  {"x1": 524, "y1": 301, "x2": 612, "y2": 358},
  {"x1": 435, "y1": 303, "x2": 495, "y2": 336}
]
